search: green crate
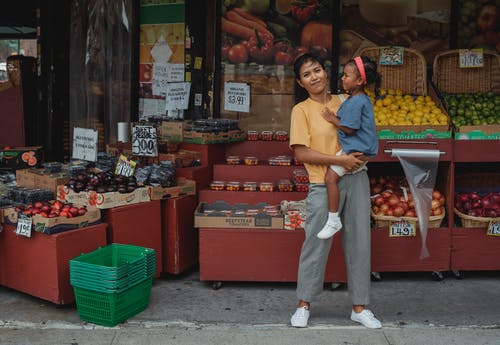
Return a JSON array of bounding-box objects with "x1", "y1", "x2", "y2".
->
[
  {"x1": 73, "y1": 277, "x2": 152, "y2": 327},
  {"x1": 70, "y1": 244, "x2": 156, "y2": 292}
]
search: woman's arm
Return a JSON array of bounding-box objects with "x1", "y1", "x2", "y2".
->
[{"x1": 292, "y1": 144, "x2": 363, "y2": 171}]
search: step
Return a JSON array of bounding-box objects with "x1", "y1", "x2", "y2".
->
[
  {"x1": 198, "y1": 189, "x2": 306, "y2": 204},
  {"x1": 212, "y1": 164, "x2": 305, "y2": 182},
  {"x1": 224, "y1": 141, "x2": 292, "y2": 160}
]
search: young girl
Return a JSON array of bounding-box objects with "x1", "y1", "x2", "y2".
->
[
  {"x1": 316, "y1": 56, "x2": 381, "y2": 240},
  {"x1": 289, "y1": 53, "x2": 381, "y2": 329}
]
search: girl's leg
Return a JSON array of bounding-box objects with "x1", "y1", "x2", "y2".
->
[{"x1": 317, "y1": 168, "x2": 343, "y2": 239}]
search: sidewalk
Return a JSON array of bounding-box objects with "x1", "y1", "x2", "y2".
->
[{"x1": 1, "y1": 270, "x2": 499, "y2": 344}]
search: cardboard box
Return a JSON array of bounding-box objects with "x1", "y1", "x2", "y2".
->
[
  {"x1": 2, "y1": 206, "x2": 101, "y2": 234},
  {"x1": 15, "y1": 169, "x2": 37, "y2": 188},
  {"x1": 194, "y1": 201, "x2": 283, "y2": 229},
  {"x1": 454, "y1": 125, "x2": 500, "y2": 140},
  {"x1": 160, "y1": 121, "x2": 184, "y2": 142},
  {"x1": 0, "y1": 146, "x2": 43, "y2": 170},
  {"x1": 106, "y1": 142, "x2": 134, "y2": 157},
  {"x1": 158, "y1": 149, "x2": 201, "y2": 167},
  {"x1": 183, "y1": 129, "x2": 245, "y2": 144},
  {"x1": 147, "y1": 178, "x2": 196, "y2": 201},
  {"x1": 57, "y1": 185, "x2": 89, "y2": 206},
  {"x1": 57, "y1": 185, "x2": 151, "y2": 209}
]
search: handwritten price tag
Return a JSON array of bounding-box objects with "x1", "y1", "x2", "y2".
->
[
  {"x1": 459, "y1": 49, "x2": 484, "y2": 68},
  {"x1": 132, "y1": 125, "x2": 158, "y2": 157},
  {"x1": 486, "y1": 220, "x2": 500, "y2": 236},
  {"x1": 389, "y1": 219, "x2": 416, "y2": 237},
  {"x1": 16, "y1": 216, "x2": 32, "y2": 237},
  {"x1": 114, "y1": 154, "x2": 137, "y2": 177},
  {"x1": 224, "y1": 82, "x2": 250, "y2": 113}
]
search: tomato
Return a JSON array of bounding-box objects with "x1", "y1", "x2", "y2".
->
[
  {"x1": 274, "y1": 51, "x2": 294, "y2": 65},
  {"x1": 294, "y1": 46, "x2": 309, "y2": 60},
  {"x1": 221, "y1": 45, "x2": 230, "y2": 60},
  {"x1": 227, "y1": 44, "x2": 248, "y2": 64},
  {"x1": 291, "y1": 0, "x2": 318, "y2": 24}
]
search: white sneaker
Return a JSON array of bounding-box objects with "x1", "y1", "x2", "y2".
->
[
  {"x1": 291, "y1": 306, "x2": 310, "y2": 327},
  {"x1": 317, "y1": 219, "x2": 342, "y2": 239},
  {"x1": 350, "y1": 309, "x2": 382, "y2": 329}
]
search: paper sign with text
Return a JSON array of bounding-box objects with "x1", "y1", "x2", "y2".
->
[
  {"x1": 132, "y1": 125, "x2": 158, "y2": 157},
  {"x1": 459, "y1": 49, "x2": 484, "y2": 68},
  {"x1": 16, "y1": 216, "x2": 32, "y2": 237},
  {"x1": 165, "y1": 82, "x2": 191, "y2": 111},
  {"x1": 73, "y1": 127, "x2": 98, "y2": 162},
  {"x1": 224, "y1": 82, "x2": 250, "y2": 113}
]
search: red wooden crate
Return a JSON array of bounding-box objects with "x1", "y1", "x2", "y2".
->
[
  {"x1": 0, "y1": 223, "x2": 107, "y2": 304},
  {"x1": 161, "y1": 195, "x2": 199, "y2": 274},
  {"x1": 102, "y1": 201, "x2": 162, "y2": 278},
  {"x1": 451, "y1": 228, "x2": 500, "y2": 271}
]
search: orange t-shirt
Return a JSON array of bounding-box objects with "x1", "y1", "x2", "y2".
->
[{"x1": 289, "y1": 95, "x2": 344, "y2": 183}]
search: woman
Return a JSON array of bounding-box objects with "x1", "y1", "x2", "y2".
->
[{"x1": 289, "y1": 53, "x2": 381, "y2": 329}]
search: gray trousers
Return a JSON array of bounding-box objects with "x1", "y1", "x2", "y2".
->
[{"x1": 296, "y1": 170, "x2": 371, "y2": 305}]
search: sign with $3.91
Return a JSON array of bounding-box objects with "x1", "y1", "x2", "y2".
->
[{"x1": 224, "y1": 82, "x2": 250, "y2": 113}]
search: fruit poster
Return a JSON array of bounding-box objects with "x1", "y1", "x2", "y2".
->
[
  {"x1": 139, "y1": 0, "x2": 185, "y2": 119},
  {"x1": 220, "y1": 0, "x2": 335, "y2": 130},
  {"x1": 340, "y1": 0, "x2": 452, "y2": 66},
  {"x1": 456, "y1": 0, "x2": 499, "y2": 53}
]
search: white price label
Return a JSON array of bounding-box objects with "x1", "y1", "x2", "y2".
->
[
  {"x1": 132, "y1": 125, "x2": 158, "y2": 157},
  {"x1": 459, "y1": 49, "x2": 484, "y2": 68},
  {"x1": 114, "y1": 154, "x2": 137, "y2": 177},
  {"x1": 224, "y1": 82, "x2": 250, "y2": 113},
  {"x1": 389, "y1": 220, "x2": 416, "y2": 237},
  {"x1": 16, "y1": 216, "x2": 32, "y2": 237},
  {"x1": 486, "y1": 220, "x2": 500, "y2": 236}
]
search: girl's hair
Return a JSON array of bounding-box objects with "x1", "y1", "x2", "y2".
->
[
  {"x1": 293, "y1": 53, "x2": 326, "y2": 104},
  {"x1": 346, "y1": 55, "x2": 382, "y2": 97}
]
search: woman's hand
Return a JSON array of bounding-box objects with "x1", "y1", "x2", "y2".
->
[
  {"x1": 321, "y1": 107, "x2": 338, "y2": 125},
  {"x1": 342, "y1": 152, "x2": 364, "y2": 171}
]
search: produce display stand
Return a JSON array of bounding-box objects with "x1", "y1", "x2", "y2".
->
[
  {"x1": 368, "y1": 139, "x2": 453, "y2": 278},
  {"x1": 102, "y1": 200, "x2": 162, "y2": 278},
  {"x1": 161, "y1": 194, "x2": 199, "y2": 275},
  {"x1": 197, "y1": 140, "x2": 347, "y2": 288},
  {"x1": 0, "y1": 223, "x2": 107, "y2": 305}
]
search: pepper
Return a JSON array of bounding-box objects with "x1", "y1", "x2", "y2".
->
[
  {"x1": 290, "y1": 0, "x2": 318, "y2": 24},
  {"x1": 248, "y1": 28, "x2": 275, "y2": 63}
]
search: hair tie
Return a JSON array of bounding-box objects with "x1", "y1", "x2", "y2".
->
[{"x1": 354, "y1": 56, "x2": 367, "y2": 85}]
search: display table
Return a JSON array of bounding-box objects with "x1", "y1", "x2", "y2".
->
[
  {"x1": 161, "y1": 195, "x2": 199, "y2": 274},
  {"x1": 199, "y1": 228, "x2": 346, "y2": 285},
  {"x1": 0, "y1": 223, "x2": 107, "y2": 305},
  {"x1": 102, "y1": 201, "x2": 162, "y2": 278}
]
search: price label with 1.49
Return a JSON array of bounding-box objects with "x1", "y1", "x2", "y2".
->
[
  {"x1": 389, "y1": 220, "x2": 416, "y2": 237},
  {"x1": 487, "y1": 221, "x2": 500, "y2": 236},
  {"x1": 16, "y1": 216, "x2": 32, "y2": 238}
]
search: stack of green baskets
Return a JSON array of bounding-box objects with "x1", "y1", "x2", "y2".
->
[{"x1": 70, "y1": 243, "x2": 156, "y2": 327}]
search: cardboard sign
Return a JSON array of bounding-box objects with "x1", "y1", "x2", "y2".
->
[
  {"x1": 131, "y1": 125, "x2": 158, "y2": 157},
  {"x1": 16, "y1": 216, "x2": 32, "y2": 237},
  {"x1": 114, "y1": 154, "x2": 137, "y2": 177},
  {"x1": 72, "y1": 127, "x2": 98, "y2": 162},
  {"x1": 165, "y1": 82, "x2": 191, "y2": 111},
  {"x1": 224, "y1": 82, "x2": 250, "y2": 113},
  {"x1": 459, "y1": 49, "x2": 484, "y2": 68}
]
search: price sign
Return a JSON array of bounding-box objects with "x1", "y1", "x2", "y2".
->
[
  {"x1": 389, "y1": 219, "x2": 416, "y2": 237},
  {"x1": 132, "y1": 125, "x2": 158, "y2": 157},
  {"x1": 487, "y1": 220, "x2": 500, "y2": 236},
  {"x1": 72, "y1": 127, "x2": 98, "y2": 162},
  {"x1": 224, "y1": 82, "x2": 250, "y2": 113},
  {"x1": 16, "y1": 216, "x2": 32, "y2": 238},
  {"x1": 165, "y1": 82, "x2": 191, "y2": 111},
  {"x1": 114, "y1": 154, "x2": 137, "y2": 177},
  {"x1": 379, "y1": 46, "x2": 404, "y2": 65},
  {"x1": 459, "y1": 49, "x2": 483, "y2": 68}
]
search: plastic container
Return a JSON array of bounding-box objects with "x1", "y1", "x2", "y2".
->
[
  {"x1": 259, "y1": 182, "x2": 274, "y2": 192},
  {"x1": 268, "y1": 155, "x2": 292, "y2": 166},
  {"x1": 260, "y1": 130, "x2": 274, "y2": 141},
  {"x1": 210, "y1": 181, "x2": 225, "y2": 191},
  {"x1": 293, "y1": 169, "x2": 309, "y2": 184},
  {"x1": 274, "y1": 130, "x2": 289, "y2": 141},
  {"x1": 242, "y1": 181, "x2": 257, "y2": 191},
  {"x1": 226, "y1": 156, "x2": 241, "y2": 165},
  {"x1": 226, "y1": 181, "x2": 241, "y2": 191},
  {"x1": 42, "y1": 162, "x2": 63, "y2": 173},
  {"x1": 243, "y1": 156, "x2": 259, "y2": 165},
  {"x1": 277, "y1": 179, "x2": 294, "y2": 192},
  {"x1": 246, "y1": 130, "x2": 259, "y2": 141}
]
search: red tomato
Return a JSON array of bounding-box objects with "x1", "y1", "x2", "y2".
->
[
  {"x1": 274, "y1": 51, "x2": 294, "y2": 65},
  {"x1": 294, "y1": 46, "x2": 309, "y2": 60},
  {"x1": 227, "y1": 44, "x2": 248, "y2": 64}
]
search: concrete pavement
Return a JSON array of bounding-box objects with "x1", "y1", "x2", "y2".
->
[{"x1": 1, "y1": 270, "x2": 499, "y2": 344}]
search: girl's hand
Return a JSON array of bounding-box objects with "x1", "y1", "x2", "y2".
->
[
  {"x1": 342, "y1": 152, "x2": 363, "y2": 171},
  {"x1": 321, "y1": 107, "x2": 337, "y2": 124}
]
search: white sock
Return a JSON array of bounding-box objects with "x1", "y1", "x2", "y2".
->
[{"x1": 328, "y1": 212, "x2": 339, "y2": 223}]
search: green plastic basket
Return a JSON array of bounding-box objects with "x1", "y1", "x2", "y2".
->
[
  {"x1": 70, "y1": 244, "x2": 156, "y2": 292},
  {"x1": 73, "y1": 277, "x2": 152, "y2": 327}
]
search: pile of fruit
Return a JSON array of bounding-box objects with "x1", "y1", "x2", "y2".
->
[
  {"x1": 14, "y1": 200, "x2": 87, "y2": 219},
  {"x1": 66, "y1": 171, "x2": 139, "y2": 194},
  {"x1": 370, "y1": 176, "x2": 446, "y2": 218},
  {"x1": 455, "y1": 191, "x2": 500, "y2": 218},
  {"x1": 442, "y1": 92, "x2": 500, "y2": 128},
  {"x1": 367, "y1": 89, "x2": 449, "y2": 126}
]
